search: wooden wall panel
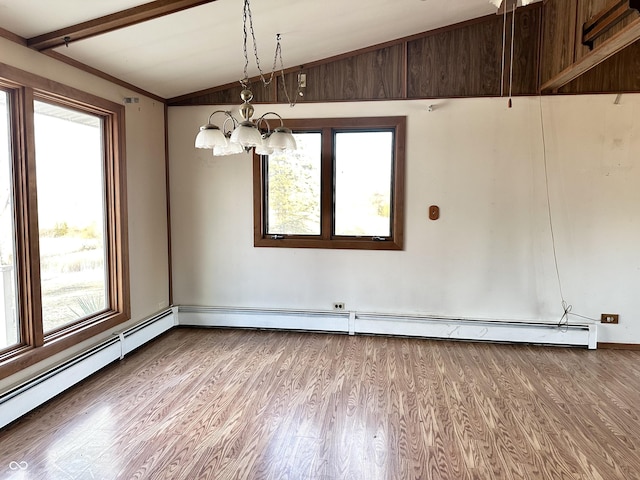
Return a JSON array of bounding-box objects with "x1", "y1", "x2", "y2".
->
[
  {"x1": 407, "y1": 17, "x2": 503, "y2": 97},
  {"x1": 278, "y1": 45, "x2": 405, "y2": 103},
  {"x1": 560, "y1": 39, "x2": 640, "y2": 92},
  {"x1": 540, "y1": 0, "x2": 578, "y2": 85},
  {"x1": 507, "y1": 9, "x2": 542, "y2": 95},
  {"x1": 169, "y1": 7, "x2": 542, "y2": 106},
  {"x1": 407, "y1": 9, "x2": 540, "y2": 98},
  {"x1": 171, "y1": 80, "x2": 275, "y2": 106}
]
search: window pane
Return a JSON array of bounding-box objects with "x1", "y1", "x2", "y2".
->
[
  {"x1": 334, "y1": 131, "x2": 393, "y2": 237},
  {"x1": 266, "y1": 132, "x2": 321, "y2": 235},
  {"x1": 34, "y1": 100, "x2": 108, "y2": 333},
  {"x1": 0, "y1": 91, "x2": 19, "y2": 349}
]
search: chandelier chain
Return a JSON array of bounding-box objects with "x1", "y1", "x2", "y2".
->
[{"x1": 241, "y1": 0, "x2": 277, "y2": 88}]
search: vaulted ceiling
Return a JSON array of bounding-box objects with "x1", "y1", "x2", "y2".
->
[{"x1": 0, "y1": 0, "x2": 543, "y2": 99}]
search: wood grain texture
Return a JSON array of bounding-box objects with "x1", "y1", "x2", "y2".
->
[
  {"x1": 408, "y1": 9, "x2": 541, "y2": 98},
  {"x1": 560, "y1": 37, "x2": 640, "y2": 91},
  {"x1": 540, "y1": 0, "x2": 578, "y2": 86},
  {"x1": 2, "y1": 328, "x2": 640, "y2": 479},
  {"x1": 171, "y1": 7, "x2": 542, "y2": 106},
  {"x1": 279, "y1": 45, "x2": 405, "y2": 103}
]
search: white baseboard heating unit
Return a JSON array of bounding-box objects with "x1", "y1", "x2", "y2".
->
[
  {"x1": 0, "y1": 308, "x2": 176, "y2": 430},
  {"x1": 177, "y1": 306, "x2": 597, "y2": 349}
]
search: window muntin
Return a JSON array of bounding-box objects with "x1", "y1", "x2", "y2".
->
[
  {"x1": 33, "y1": 100, "x2": 108, "y2": 333},
  {"x1": 0, "y1": 90, "x2": 19, "y2": 350},
  {"x1": 254, "y1": 116, "x2": 405, "y2": 250}
]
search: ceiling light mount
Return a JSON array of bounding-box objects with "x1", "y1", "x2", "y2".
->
[{"x1": 195, "y1": 0, "x2": 302, "y2": 156}]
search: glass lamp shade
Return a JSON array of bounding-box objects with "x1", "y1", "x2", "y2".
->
[
  {"x1": 230, "y1": 121, "x2": 262, "y2": 148},
  {"x1": 255, "y1": 137, "x2": 274, "y2": 155},
  {"x1": 213, "y1": 139, "x2": 244, "y2": 156},
  {"x1": 195, "y1": 124, "x2": 227, "y2": 149},
  {"x1": 268, "y1": 127, "x2": 297, "y2": 152}
]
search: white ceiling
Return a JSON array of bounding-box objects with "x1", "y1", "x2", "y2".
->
[{"x1": 0, "y1": 0, "x2": 541, "y2": 99}]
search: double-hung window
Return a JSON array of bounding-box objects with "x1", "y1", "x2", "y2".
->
[
  {"x1": 0, "y1": 63, "x2": 129, "y2": 378},
  {"x1": 253, "y1": 116, "x2": 405, "y2": 250}
]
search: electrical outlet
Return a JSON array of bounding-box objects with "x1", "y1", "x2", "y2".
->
[
  {"x1": 601, "y1": 313, "x2": 619, "y2": 324},
  {"x1": 333, "y1": 302, "x2": 345, "y2": 311}
]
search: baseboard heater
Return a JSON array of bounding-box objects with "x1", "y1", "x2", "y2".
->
[
  {"x1": 0, "y1": 308, "x2": 176, "y2": 430},
  {"x1": 177, "y1": 306, "x2": 597, "y2": 349}
]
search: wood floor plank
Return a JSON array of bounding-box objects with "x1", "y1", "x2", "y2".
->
[{"x1": 2, "y1": 329, "x2": 640, "y2": 479}]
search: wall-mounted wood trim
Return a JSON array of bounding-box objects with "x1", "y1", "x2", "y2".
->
[
  {"x1": 27, "y1": 0, "x2": 220, "y2": 51},
  {"x1": 598, "y1": 342, "x2": 640, "y2": 350},
  {"x1": 582, "y1": 0, "x2": 640, "y2": 49},
  {"x1": 164, "y1": 104, "x2": 173, "y2": 305},
  {"x1": 0, "y1": 26, "x2": 27, "y2": 46},
  {"x1": 541, "y1": 15, "x2": 640, "y2": 92}
]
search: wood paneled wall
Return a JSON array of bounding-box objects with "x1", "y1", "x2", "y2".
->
[
  {"x1": 169, "y1": 1, "x2": 640, "y2": 106},
  {"x1": 540, "y1": 0, "x2": 578, "y2": 86},
  {"x1": 169, "y1": 8, "x2": 543, "y2": 106},
  {"x1": 561, "y1": 39, "x2": 640, "y2": 92}
]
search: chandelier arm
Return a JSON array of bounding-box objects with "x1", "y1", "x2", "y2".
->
[
  {"x1": 222, "y1": 115, "x2": 239, "y2": 135},
  {"x1": 257, "y1": 112, "x2": 285, "y2": 128},
  {"x1": 207, "y1": 109, "x2": 233, "y2": 124}
]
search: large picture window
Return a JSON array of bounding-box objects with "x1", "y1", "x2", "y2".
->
[
  {"x1": 0, "y1": 63, "x2": 129, "y2": 379},
  {"x1": 254, "y1": 116, "x2": 405, "y2": 250}
]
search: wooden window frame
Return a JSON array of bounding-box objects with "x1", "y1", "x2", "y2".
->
[
  {"x1": 0, "y1": 63, "x2": 129, "y2": 379},
  {"x1": 253, "y1": 116, "x2": 405, "y2": 250}
]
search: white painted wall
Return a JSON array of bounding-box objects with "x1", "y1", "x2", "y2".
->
[
  {"x1": 0, "y1": 38, "x2": 170, "y2": 391},
  {"x1": 169, "y1": 95, "x2": 640, "y2": 344}
]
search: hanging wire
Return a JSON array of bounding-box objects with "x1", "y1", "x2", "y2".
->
[
  {"x1": 537, "y1": 97, "x2": 600, "y2": 328},
  {"x1": 240, "y1": 0, "x2": 303, "y2": 106}
]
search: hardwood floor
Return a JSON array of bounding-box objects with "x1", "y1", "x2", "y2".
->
[{"x1": 1, "y1": 328, "x2": 640, "y2": 479}]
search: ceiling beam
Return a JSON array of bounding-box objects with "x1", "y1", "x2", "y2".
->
[
  {"x1": 27, "y1": 0, "x2": 219, "y2": 51},
  {"x1": 541, "y1": 15, "x2": 640, "y2": 92}
]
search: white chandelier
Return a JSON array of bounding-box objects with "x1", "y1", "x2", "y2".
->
[{"x1": 195, "y1": 0, "x2": 299, "y2": 156}]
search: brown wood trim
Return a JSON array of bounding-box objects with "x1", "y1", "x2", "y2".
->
[
  {"x1": 22, "y1": 87, "x2": 44, "y2": 348},
  {"x1": 598, "y1": 342, "x2": 640, "y2": 350},
  {"x1": 0, "y1": 63, "x2": 131, "y2": 379},
  {"x1": 169, "y1": 5, "x2": 542, "y2": 105},
  {"x1": 0, "y1": 26, "x2": 27, "y2": 46},
  {"x1": 320, "y1": 127, "x2": 333, "y2": 241},
  {"x1": 253, "y1": 116, "x2": 405, "y2": 251},
  {"x1": 43, "y1": 51, "x2": 165, "y2": 103},
  {"x1": 27, "y1": 0, "x2": 219, "y2": 51},
  {"x1": 392, "y1": 116, "x2": 406, "y2": 249},
  {"x1": 582, "y1": 0, "x2": 638, "y2": 49},
  {"x1": 164, "y1": 104, "x2": 173, "y2": 305},
  {"x1": 541, "y1": 16, "x2": 640, "y2": 92}
]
